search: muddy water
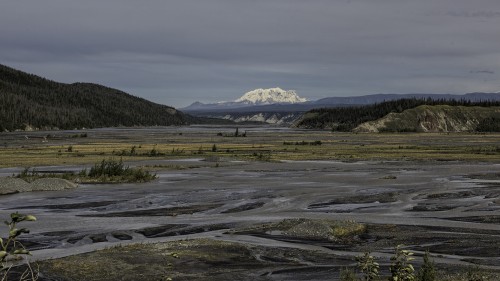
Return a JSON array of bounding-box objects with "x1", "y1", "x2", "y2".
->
[{"x1": 1, "y1": 159, "x2": 499, "y2": 273}]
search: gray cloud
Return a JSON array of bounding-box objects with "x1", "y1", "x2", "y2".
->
[
  {"x1": 447, "y1": 11, "x2": 500, "y2": 18},
  {"x1": 470, "y1": 70, "x2": 495, "y2": 74},
  {"x1": 1, "y1": 0, "x2": 499, "y2": 107}
]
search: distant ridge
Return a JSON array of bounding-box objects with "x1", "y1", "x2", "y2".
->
[
  {"x1": 183, "y1": 91, "x2": 500, "y2": 114},
  {"x1": 353, "y1": 105, "x2": 500, "y2": 133},
  {"x1": 183, "y1": 90, "x2": 500, "y2": 126},
  {"x1": 0, "y1": 64, "x2": 191, "y2": 131},
  {"x1": 294, "y1": 98, "x2": 500, "y2": 131},
  {"x1": 313, "y1": 93, "x2": 500, "y2": 105}
]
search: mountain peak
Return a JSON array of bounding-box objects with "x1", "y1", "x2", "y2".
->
[{"x1": 235, "y1": 88, "x2": 307, "y2": 105}]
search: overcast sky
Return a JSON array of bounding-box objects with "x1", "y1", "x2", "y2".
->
[{"x1": 1, "y1": 0, "x2": 499, "y2": 108}]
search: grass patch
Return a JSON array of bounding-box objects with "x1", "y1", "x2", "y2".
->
[
  {"x1": 3, "y1": 131, "x2": 500, "y2": 167},
  {"x1": 15, "y1": 158, "x2": 157, "y2": 183},
  {"x1": 84, "y1": 158, "x2": 156, "y2": 183},
  {"x1": 437, "y1": 266, "x2": 500, "y2": 281}
]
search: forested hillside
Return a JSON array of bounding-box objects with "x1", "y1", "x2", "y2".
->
[
  {"x1": 294, "y1": 98, "x2": 500, "y2": 131},
  {"x1": 0, "y1": 64, "x2": 191, "y2": 131}
]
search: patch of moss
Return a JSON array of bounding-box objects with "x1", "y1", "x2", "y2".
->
[{"x1": 237, "y1": 218, "x2": 366, "y2": 242}]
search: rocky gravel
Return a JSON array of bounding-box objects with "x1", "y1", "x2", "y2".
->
[{"x1": 0, "y1": 177, "x2": 77, "y2": 195}]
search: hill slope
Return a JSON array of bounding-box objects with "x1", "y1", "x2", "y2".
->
[
  {"x1": 0, "y1": 64, "x2": 190, "y2": 131},
  {"x1": 354, "y1": 105, "x2": 500, "y2": 133},
  {"x1": 294, "y1": 98, "x2": 500, "y2": 131}
]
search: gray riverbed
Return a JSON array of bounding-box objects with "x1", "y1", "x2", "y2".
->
[{"x1": 1, "y1": 158, "x2": 499, "y2": 274}]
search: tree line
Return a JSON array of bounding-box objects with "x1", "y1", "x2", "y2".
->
[
  {"x1": 295, "y1": 98, "x2": 500, "y2": 131},
  {"x1": 0, "y1": 64, "x2": 192, "y2": 131}
]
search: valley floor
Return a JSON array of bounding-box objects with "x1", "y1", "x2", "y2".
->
[{"x1": 0, "y1": 126, "x2": 499, "y2": 280}]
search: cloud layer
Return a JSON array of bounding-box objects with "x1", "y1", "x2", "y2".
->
[{"x1": 1, "y1": 0, "x2": 499, "y2": 107}]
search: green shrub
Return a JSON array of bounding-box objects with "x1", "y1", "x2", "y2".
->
[
  {"x1": 85, "y1": 158, "x2": 156, "y2": 182},
  {"x1": 88, "y1": 158, "x2": 127, "y2": 177},
  {"x1": 1, "y1": 212, "x2": 38, "y2": 280},
  {"x1": 389, "y1": 245, "x2": 416, "y2": 281},
  {"x1": 356, "y1": 252, "x2": 379, "y2": 281},
  {"x1": 340, "y1": 267, "x2": 359, "y2": 281},
  {"x1": 417, "y1": 250, "x2": 435, "y2": 281}
]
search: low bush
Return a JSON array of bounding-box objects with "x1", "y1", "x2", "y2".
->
[
  {"x1": 85, "y1": 158, "x2": 156, "y2": 182},
  {"x1": 15, "y1": 159, "x2": 156, "y2": 184},
  {"x1": 1, "y1": 212, "x2": 38, "y2": 281}
]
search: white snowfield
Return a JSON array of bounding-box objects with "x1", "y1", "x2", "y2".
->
[{"x1": 235, "y1": 87, "x2": 308, "y2": 104}]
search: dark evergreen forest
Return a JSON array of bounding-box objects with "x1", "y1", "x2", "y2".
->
[
  {"x1": 0, "y1": 64, "x2": 194, "y2": 131},
  {"x1": 295, "y1": 98, "x2": 500, "y2": 131}
]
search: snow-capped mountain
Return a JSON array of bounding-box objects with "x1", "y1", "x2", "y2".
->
[
  {"x1": 181, "y1": 88, "x2": 308, "y2": 111},
  {"x1": 235, "y1": 88, "x2": 307, "y2": 105}
]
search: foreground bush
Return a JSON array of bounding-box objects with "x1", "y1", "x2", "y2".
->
[
  {"x1": 342, "y1": 246, "x2": 499, "y2": 281},
  {"x1": 1, "y1": 212, "x2": 38, "y2": 281}
]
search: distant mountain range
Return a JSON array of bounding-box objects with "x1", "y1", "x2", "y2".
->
[
  {"x1": 313, "y1": 93, "x2": 500, "y2": 106},
  {"x1": 182, "y1": 89, "x2": 500, "y2": 125},
  {"x1": 183, "y1": 90, "x2": 500, "y2": 114}
]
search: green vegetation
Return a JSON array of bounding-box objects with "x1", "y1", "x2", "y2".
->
[
  {"x1": 340, "y1": 267, "x2": 359, "y2": 281},
  {"x1": 112, "y1": 145, "x2": 185, "y2": 157},
  {"x1": 295, "y1": 98, "x2": 500, "y2": 131},
  {"x1": 389, "y1": 245, "x2": 416, "y2": 281},
  {"x1": 356, "y1": 252, "x2": 380, "y2": 281},
  {"x1": 15, "y1": 167, "x2": 78, "y2": 183},
  {"x1": 16, "y1": 159, "x2": 156, "y2": 183},
  {"x1": 0, "y1": 64, "x2": 190, "y2": 131},
  {"x1": 344, "y1": 246, "x2": 419, "y2": 281},
  {"x1": 342, "y1": 246, "x2": 499, "y2": 281},
  {"x1": 476, "y1": 117, "x2": 500, "y2": 132},
  {"x1": 418, "y1": 250, "x2": 435, "y2": 281},
  {"x1": 360, "y1": 105, "x2": 500, "y2": 133},
  {"x1": 1, "y1": 212, "x2": 38, "y2": 281},
  {"x1": 84, "y1": 158, "x2": 156, "y2": 182},
  {"x1": 437, "y1": 266, "x2": 498, "y2": 281},
  {"x1": 3, "y1": 131, "x2": 500, "y2": 168}
]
